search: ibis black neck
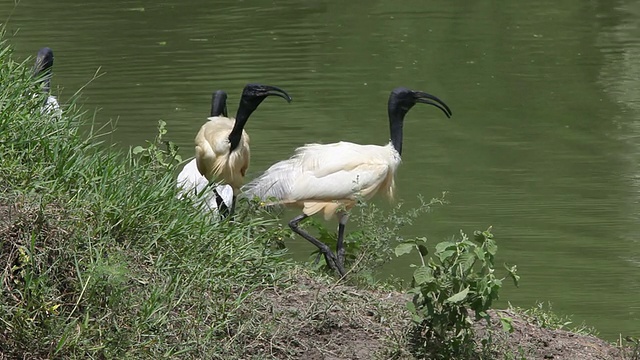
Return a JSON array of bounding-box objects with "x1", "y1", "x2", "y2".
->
[
  {"x1": 388, "y1": 106, "x2": 410, "y2": 156},
  {"x1": 228, "y1": 98, "x2": 261, "y2": 152},
  {"x1": 211, "y1": 90, "x2": 228, "y2": 117}
]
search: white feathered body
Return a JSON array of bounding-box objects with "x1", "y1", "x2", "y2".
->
[
  {"x1": 195, "y1": 116, "x2": 250, "y2": 192},
  {"x1": 32, "y1": 92, "x2": 61, "y2": 118},
  {"x1": 177, "y1": 158, "x2": 234, "y2": 212},
  {"x1": 243, "y1": 141, "x2": 401, "y2": 220},
  {"x1": 43, "y1": 95, "x2": 61, "y2": 117}
]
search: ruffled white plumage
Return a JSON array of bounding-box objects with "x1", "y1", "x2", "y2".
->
[
  {"x1": 242, "y1": 141, "x2": 401, "y2": 219},
  {"x1": 177, "y1": 158, "x2": 234, "y2": 213}
]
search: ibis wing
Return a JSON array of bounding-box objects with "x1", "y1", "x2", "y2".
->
[
  {"x1": 294, "y1": 142, "x2": 383, "y2": 178},
  {"x1": 242, "y1": 141, "x2": 398, "y2": 203},
  {"x1": 291, "y1": 161, "x2": 391, "y2": 201}
]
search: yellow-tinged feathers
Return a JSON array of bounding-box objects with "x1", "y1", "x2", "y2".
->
[
  {"x1": 194, "y1": 84, "x2": 292, "y2": 197},
  {"x1": 195, "y1": 116, "x2": 250, "y2": 192}
]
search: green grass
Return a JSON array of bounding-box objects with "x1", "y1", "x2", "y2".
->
[
  {"x1": 507, "y1": 302, "x2": 598, "y2": 337},
  {"x1": 0, "y1": 33, "x2": 291, "y2": 359}
]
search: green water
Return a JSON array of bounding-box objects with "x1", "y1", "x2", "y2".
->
[{"x1": 3, "y1": 0, "x2": 638, "y2": 339}]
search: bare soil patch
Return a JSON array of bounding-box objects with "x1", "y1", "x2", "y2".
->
[{"x1": 236, "y1": 271, "x2": 632, "y2": 360}]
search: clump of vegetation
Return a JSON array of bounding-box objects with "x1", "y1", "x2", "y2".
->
[
  {"x1": 293, "y1": 194, "x2": 527, "y2": 358},
  {"x1": 398, "y1": 227, "x2": 520, "y2": 359},
  {"x1": 131, "y1": 119, "x2": 182, "y2": 171},
  {"x1": 508, "y1": 302, "x2": 598, "y2": 336},
  {"x1": 302, "y1": 194, "x2": 447, "y2": 285}
]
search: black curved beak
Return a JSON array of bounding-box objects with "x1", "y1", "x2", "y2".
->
[
  {"x1": 263, "y1": 85, "x2": 292, "y2": 103},
  {"x1": 413, "y1": 91, "x2": 452, "y2": 118}
]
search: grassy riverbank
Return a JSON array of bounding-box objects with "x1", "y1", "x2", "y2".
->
[
  {"x1": 0, "y1": 34, "x2": 293, "y2": 358},
  {"x1": 0, "y1": 34, "x2": 636, "y2": 359}
]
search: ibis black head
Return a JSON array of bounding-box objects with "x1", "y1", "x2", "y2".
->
[
  {"x1": 33, "y1": 47, "x2": 54, "y2": 95},
  {"x1": 33, "y1": 47, "x2": 54, "y2": 77},
  {"x1": 387, "y1": 87, "x2": 452, "y2": 155},
  {"x1": 229, "y1": 84, "x2": 292, "y2": 152},
  {"x1": 388, "y1": 87, "x2": 452, "y2": 119},
  {"x1": 239, "y1": 83, "x2": 292, "y2": 112},
  {"x1": 211, "y1": 90, "x2": 228, "y2": 117}
]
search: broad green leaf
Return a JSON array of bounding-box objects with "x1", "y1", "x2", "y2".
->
[
  {"x1": 413, "y1": 266, "x2": 433, "y2": 285},
  {"x1": 407, "y1": 287, "x2": 421, "y2": 295},
  {"x1": 437, "y1": 249, "x2": 456, "y2": 262},
  {"x1": 411, "y1": 313, "x2": 424, "y2": 324},
  {"x1": 446, "y1": 286, "x2": 469, "y2": 303},
  {"x1": 499, "y1": 316, "x2": 514, "y2": 333},
  {"x1": 485, "y1": 240, "x2": 498, "y2": 256},
  {"x1": 405, "y1": 301, "x2": 424, "y2": 324},
  {"x1": 435, "y1": 241, "x2": 456, "y2": 253},
  {"x1": 394, "y1": 242, "x2": 414, "y2": 257},
  {"x1": 132, "y1": 146, "x2": 144, "y2": 154},
  {"x1": 459, "y1": 252, "x2": 476, "y2": 273},
  {"x1": 406, "y1": 301, "x2": 416, "y2": 313}
]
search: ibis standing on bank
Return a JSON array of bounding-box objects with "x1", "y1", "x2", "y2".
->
[{"x1": 242, "y1": 87, "x2": 452, "y2": 276}]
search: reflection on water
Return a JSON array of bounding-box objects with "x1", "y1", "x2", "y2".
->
[
  {"x1": 2, "y1": 0, "x2": 639, "y2": 339},
  {"x1": 596, "y1": 0, "x2": 640, "y2": 324}
]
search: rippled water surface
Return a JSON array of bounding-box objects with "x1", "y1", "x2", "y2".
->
[{"x1": 3, "y1": 0, "x2": 639, "y2": 339}]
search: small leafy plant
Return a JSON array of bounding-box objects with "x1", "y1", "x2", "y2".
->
[
  {"x1": 302, "y1": 194, "x2": 447, "y2": 283},
  {"x1": 131, "y1": 119, "x2": 182, "y2": 170},
  {"x1": 397, "y1": 227, "x2": 519, "y2": 357}
]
